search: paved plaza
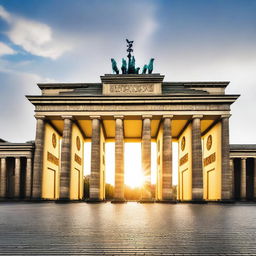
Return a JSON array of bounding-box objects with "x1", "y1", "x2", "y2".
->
[{"x1": 0, "y1": 203, "x2": 256, "y2": 255}]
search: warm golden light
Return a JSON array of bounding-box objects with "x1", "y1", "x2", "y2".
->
[
  {"x1": 124, "y1": 143, "x2": 144, "y2": 188},
  {"x1": 84, "y1": 142, "x2": 178, "y2": 188}
]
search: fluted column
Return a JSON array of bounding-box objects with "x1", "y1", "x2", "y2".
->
[
  {"x1": 32, "y1": 116, "x2": 45, "y2": 199},
  {"x1": 162, "y1": 115, "x2": 173, "y2": 200},
  {"x1": 90, "y1": 116, "x2": 101, "y2": 200},
  {"x1": 221, "y1": 115, "x2": 232, "y2": 200},
  {"x1": 60, "y1": 116, "x2": 73, "y2": 200},
  {"x1": 25, "y1": 157, "x2": 32, "y2": 198},
  {"x1": 241, "y1": 158, "x2": 247, "y2": 200},
  {"x1": 0, "y1": 158, "x2": 7, "y2": 198},
  {"x1": 114, "y1": 116, "x2": 125, "y2": 201},
  {"x1": 254, "y1": 158, "x2": 256, "y2": 200},
  {"x1": 14, "y1": 157, "x2": 21, "y2": 198},
  {"x1": 141, "y1": 115, "x2": 152, "y2": 200},
  {"x1": 192, "y1": 115, "x2": 203, "y2": 200}
]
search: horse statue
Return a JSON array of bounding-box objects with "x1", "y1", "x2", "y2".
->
[
  {"x1": 111, "y1": 58, "x2": 119, "y2": 74},
  {"x1": 147, "y1": 58, "x2": 154, "y2": 74},
  {"x1": 121, "y1": 58, "x2": 127, "y2": 74},
  {"x1": 142, "y1": 64, "x2": 148, "y2": 74},
  {"x1": 128, "y1": 56, "x2": 136, "y2": 74}
]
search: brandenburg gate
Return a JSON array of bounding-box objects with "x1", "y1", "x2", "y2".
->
[{"x1": 24, "y1": 72, "x2": 238, "y2": 202}]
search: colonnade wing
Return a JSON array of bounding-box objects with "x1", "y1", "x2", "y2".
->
[{"x1": 0, "y1": 144, "x2": 34, "y2": 200}]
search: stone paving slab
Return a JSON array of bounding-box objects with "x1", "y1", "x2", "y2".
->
[{"x1": 0, "y1": 202, "x2": 256, "y2": 255}]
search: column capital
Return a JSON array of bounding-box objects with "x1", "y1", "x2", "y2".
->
[
  {"x1": 90, "y1": 115, "x2": 101, "y2": 120},
  {"x1": 142, "y1": 114, "x2": 152, "y2": 120},
  {"x1": 34, "y1": 115, "x2": 46, "y2": 120},
  {"x1": 241, "y1": 157, "x2": 247, "y2": 160},
  {"x1": 221, "y1": 114, "x2": 232, "y2": 119},
  {"x1": 61, "y1": 115, "x2": 73, "y2": 120},
  {"x1": 114, "y1": 115, "x2": 124, "y2": 120},
  {"x1": 162, "y1": 115, "x2": 173, "y2": 119},
  {"x1": 192, "y1": 114, "x2": 203, "y2": 119}
]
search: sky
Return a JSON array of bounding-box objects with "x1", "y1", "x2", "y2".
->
[{"x1": 0, "y1": 1, "x2": 256, "y2": 185}]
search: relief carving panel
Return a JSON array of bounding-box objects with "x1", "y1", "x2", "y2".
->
[{"x1": 103, "y1": 83, "x2": 161, "y2": 95}]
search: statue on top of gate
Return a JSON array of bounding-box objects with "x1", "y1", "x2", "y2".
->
[{"x1": 111, "y1": 39, "x2": 155, "y2": 75}]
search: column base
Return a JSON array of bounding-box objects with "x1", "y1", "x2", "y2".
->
[
  {"x1": 85, "y1": 198, "x2": 106, "y2": 203},
  {"x1": 111, "y1": 199, "x2": 127, "y2": 204},
  {"x1": 139, "y1": 198, "x2": 155, "y2": 203},
  {"x1": 56, "y1": 199, "x2": 84, "y2": 203},
  {"x1": 28, "y1": 198, "x2": 53, "y2": 203},
  {"x1": 178, "y1": 199, "x2": 207, "y2": 204},
  {"x1": 0, "y1": 198, "x2": 9, "y2": 202},
  {"x1": 218, "y1": 199, "x2": 236, "y2": 204},
  {"x1": 155, "y1": 200, "x2": 177, "y2": 204},
  {"x1": 29, "y1": 198, "x2": 44, "y2": 202},
  {"x1": 55, "y1": 198, "x2": 71, "y2": 203}
]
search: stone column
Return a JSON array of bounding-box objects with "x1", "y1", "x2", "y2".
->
[
  {"x1": 230, "y1": 158, "x2": 234, "y2": 199},
  {"x1": 32, "y1": 116, "x2": 45, "y2": 199},
  {"x1": 162, "y1": 115, "x2": 173, "y2": 200},
  {"x1": 60, "y1": 116, "x2": 73, "y2": 200},
  {"x1": 90, "y1": 116, "x2": 101, "y2": 200},
  {"x1": 0, "y1": 158, "x2": 7, "y2": 198},
  {"x1": 221, "y1": 115, "x2": 232, "y2": 200},
  {"x1": 25, "y1": 157, "x2": 32, "y2": 199},
  {"x1": 241, "y1": 158, "x2": 247, "y2": 200},
  {"x1": 14, "y1": 157, "x2": 21, "y2": 198},
  {"x1": 254, "y1": 158, "x2": 256, "y2": 200},
  {"x1": 114, "y1": 116, "x2": 125, "y2": 201},
  {"x1": 192, "y1": 115, "x2": 203, "y2": 200},
  {"x1": 141, "y1": 115, "x2": 152, "y2": 200}
]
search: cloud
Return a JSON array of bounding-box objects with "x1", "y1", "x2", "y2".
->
[
  {"x1": 0, "y1": 42, "x2": 16, "y2": 56},
  {"x1": 0, "y1": 5, "x2": 70, "y2": 59},
  {"x1": 0, "y1": 5, "x2": 11, "y2": 22}
]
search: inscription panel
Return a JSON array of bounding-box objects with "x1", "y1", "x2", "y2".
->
[
  {"x1": 47, "y1": 151, "x2": 59, "y2": 166},
  {"x1": 74, "y1": 153, "x2": 82, "y2": 165},
  {"x1": 204, "y1": 152, "x2": 216, "y2": 167},
  {"x1": 103, "y1": 83, "x2": 161, "y2": 95},
  {"x1": 179, "y1": 153, "x2": 188, "y2": 166}
]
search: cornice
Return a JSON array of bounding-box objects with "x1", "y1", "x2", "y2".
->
[{"x1": 26, "y1": 94, "x2": 240, "y2": 106}]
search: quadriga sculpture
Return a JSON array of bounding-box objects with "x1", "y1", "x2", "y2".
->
[{"x1": 111, "y1": 39, "x2": 155, "y2": 75}]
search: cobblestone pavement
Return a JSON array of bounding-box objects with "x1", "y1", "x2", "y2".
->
[{"x1": 0, "y1": 202, "x2": 256, "y2": 255}]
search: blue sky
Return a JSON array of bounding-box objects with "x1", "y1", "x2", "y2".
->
[{"x1": 0, "y1": 0, "x2": 256, "y2": 143}]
